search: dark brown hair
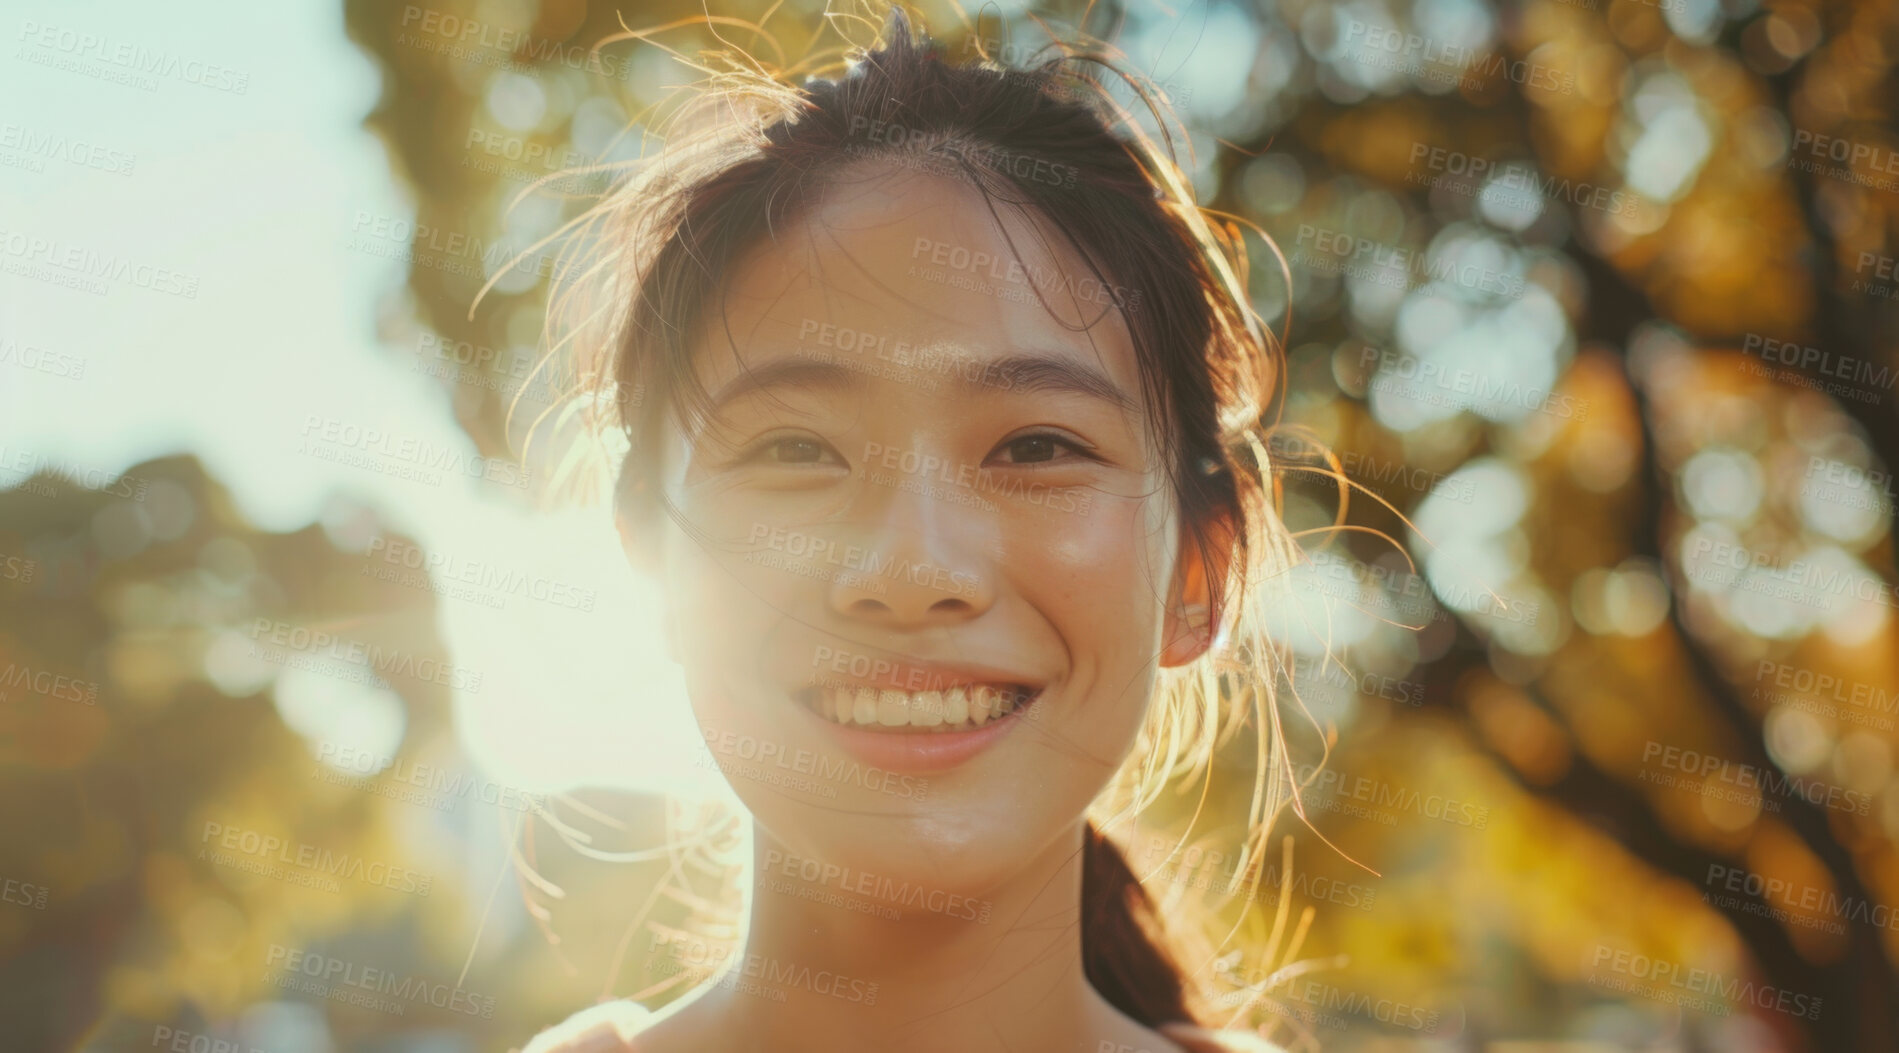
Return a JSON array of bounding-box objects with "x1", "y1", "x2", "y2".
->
[{"x1": 541, "y1": 4, "x2": 1303, "y2": 1032}]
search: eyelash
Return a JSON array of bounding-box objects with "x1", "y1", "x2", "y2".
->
[
  {"x1": 735, "y1": 430, "x2": 1096, "y2": 468},
  {"x1": 989, "y1": 431, "x2": 1095, "y2": 466},
  {"x1": 738, "y1": 432, "x2": 843, "y2": 468}
]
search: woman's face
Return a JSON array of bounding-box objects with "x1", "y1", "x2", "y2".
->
[{"x1": 648, "y1": 165, "x2": 1201, "y2": 898}]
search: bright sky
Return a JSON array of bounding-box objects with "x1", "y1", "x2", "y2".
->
[
  {"x1": 0, "y1": 0, "x2": 1534, "y2": 799},
  {"x1": 0, "y1": 0, "x2": 709, "y2": 799}
]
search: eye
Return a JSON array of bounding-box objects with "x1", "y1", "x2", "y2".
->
[
  {"x1": 990, "y1": 431, "x2": 1092, "y2": 466},
  {"x1": 742, "y1": 433, "x2": 842, "y2": 467},
  {"x1": 767, "y1": 438, "x2": 826, "y2": 464}
]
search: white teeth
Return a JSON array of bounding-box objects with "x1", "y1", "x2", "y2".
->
[
  {"x1": 970, "y1": 685, "x2": 995, "y2": 726},
  {"x1": 810, "y1": 684, "x2": 1034, "y2": 730},
  {"x1": 878, "y1": 690, "x2": 910, "y2": 727},
  {"x1": 944, "y1": 687, "x2": 969, "y2": 724},
  {"x1": 912, "y1": 691, "x2": 945, "y2": 727}
]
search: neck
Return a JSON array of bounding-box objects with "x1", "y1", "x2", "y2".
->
[{"x1": 673, "y1": 822, "x2": 1163, "y2": 1053}]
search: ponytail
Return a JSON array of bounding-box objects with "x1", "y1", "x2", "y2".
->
[{"x1": 1080, "y1": 821, "x2": 1197, "y2": 1028}]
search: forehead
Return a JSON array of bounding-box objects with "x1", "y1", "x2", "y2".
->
[{"x1": 689, "y1": 164, "x2": 1141, "y2": 400}]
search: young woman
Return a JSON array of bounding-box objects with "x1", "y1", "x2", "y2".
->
[{"x1": 521, "y1": 8, "x2": 1304, "y2": 1051}]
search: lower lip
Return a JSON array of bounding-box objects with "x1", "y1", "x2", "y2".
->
[{"x1": 794, "y1": 694, "x2": 1038, "y2": 775}]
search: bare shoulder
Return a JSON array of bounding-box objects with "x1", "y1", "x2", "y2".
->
[
  {"x1": 519, "y1": 1000, "x2": 655, "y2": 1053},
  {"x1": 1158, "y1": 1022, "x2": 1289, "y2": 1053}
]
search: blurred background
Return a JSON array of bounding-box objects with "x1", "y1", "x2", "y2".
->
[{"x1": 2, "y1": 0, "x2": 1896, "y2": 1049}]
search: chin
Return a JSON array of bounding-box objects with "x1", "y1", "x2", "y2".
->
[
  {"x1": 688, "y1": 669, "x2": 1135, "y2": 905},
  {"x1": 752, "y1": 801, "x2": 1064, "y2": 917}
]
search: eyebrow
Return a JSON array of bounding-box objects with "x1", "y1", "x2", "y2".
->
[
  {"x1": 706, "y1": 350, "x2": 1136, "y2": 415},
  {"x1": 705, "y1": 358, "x2": 861, "y2": 415},
  {"x1": 971, "y1": 353, "x2": 1134, "y2": 411}
]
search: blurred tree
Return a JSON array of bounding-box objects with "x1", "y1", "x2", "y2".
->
[
  {"x1": 0, "y1": 455, "x2": 470, "y2": 1049},
  {"x1": 333, "y1": 0, "x2": 1899, "y2": 1048}
]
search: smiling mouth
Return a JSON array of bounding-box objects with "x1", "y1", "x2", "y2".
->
[{"x1": 797, "y1": 684, "x2": 1041, "y2": 733}]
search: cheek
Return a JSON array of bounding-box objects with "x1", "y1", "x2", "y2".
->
[
  {"x1": 659, "y1": 517, "x2": 795, "y2": 697},
  {"x1": 1006, "y1": 489, "x2": 1173, "y2": 640},
  {"x1": 1005, "y1": 492, "x2": 1174, "y2": 750}
]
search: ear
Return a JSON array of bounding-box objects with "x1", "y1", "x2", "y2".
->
[{"x1": 1159, "y1": 511, "x2": 1236, "y2": 668}]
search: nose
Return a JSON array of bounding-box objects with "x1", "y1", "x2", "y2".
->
[{"x1": 827, "y1": 480, "x2": 997, "y2": 628}]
